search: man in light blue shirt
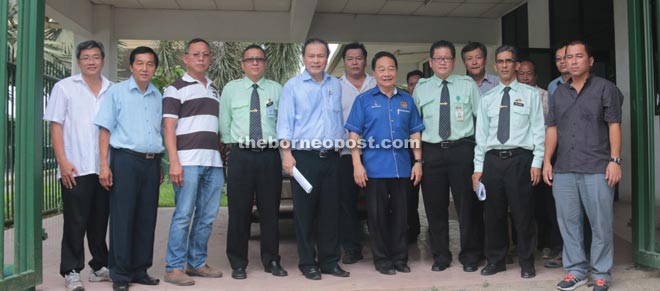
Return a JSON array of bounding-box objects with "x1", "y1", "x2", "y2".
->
[
  {"x1": 95, "y1": 46, "x2": 163, "y2": 291},
  {"x1": 472, "y1": 45, "x2": 545, "y2": 279},
  {"x1": 461, "y1": 42, "x2": 500, "y2": 94},
  {"x1": 547, "y1": 42, "x2": 570, "y2": 102},
  {"x1": 276, "y1": 38, "x2": 348, "y2": 280}
]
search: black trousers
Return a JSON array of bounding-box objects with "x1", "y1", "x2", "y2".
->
[
  {"x1": 366, "y1": 178, "x2": 409, "y2": 269},
  {"x1": 407, "y1": 149, "x2": 421, "y2": 240},
  {"x1": 482, "y1": 149, "x2": 535, "y2": 268},
  {"x1": 59, "y1": 174, "x2": 109, "y2": 276},
  {"x1": 338, "y1": 155, "x2": 363, "y2": 254},
  {"x1": 226, "y1": 148, "x2": 282, "y2": 269},
  {"x1": 290, "y1": 150, "x2": 341, "y2": 272},
  {"x1": 533, "y1": 180, "x2": 562, "y2": 252},
  {"x1": 108, "y1": 148, "x2": 160, "y2": 282},
  {"x1": 421, "y1": 141, "x2": 484, "y2": 266}
]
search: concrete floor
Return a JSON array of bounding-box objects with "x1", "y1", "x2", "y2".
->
[{"x1": 4, "y1": 200, "x2": 659, "y2": 291}]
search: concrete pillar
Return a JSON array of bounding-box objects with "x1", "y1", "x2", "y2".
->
[
  {"x1": 613, "y1": 0, "x2": 632, "y2": 201},
  {"x1": 527, "y1": 0, "x2": 550, "y2": 48},
  {"x1": 92, "y1": 5, "x2": 117, "y2": 82}
]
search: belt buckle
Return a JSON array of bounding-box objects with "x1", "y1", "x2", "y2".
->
[
  {"x1": 318, "y1": 150, "x2": 328, "y2": 159},
  {"x1": 250, "y1": 147, "x2": 263, "y2": 152},
  {"x1": 145, "y1": 152, "x2": 155, "y2": 159},
  {"x1": 440, "y1": 141, "x2": 452, "y2": 149},
  {"x1": 498, "y1": 151, "x2": 512, "y2": 159}
]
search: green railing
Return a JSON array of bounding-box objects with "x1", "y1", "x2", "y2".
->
[{"x1": 0, "y1": 0, "x2": 45, "y2": 290}]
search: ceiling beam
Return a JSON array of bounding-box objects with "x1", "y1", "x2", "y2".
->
[
  {"x1": 46, "y1": 0, "x2": 94, "y2": 37},
  {"x1": 308, "y1": 13, "x2": 500, "y2": 45},
  {"x1": 288, "y1": 0, "x2": 319, "y2": 42}
]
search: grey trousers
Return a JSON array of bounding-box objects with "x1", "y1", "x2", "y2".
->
[{"x1": 552, "y1": 173, "x2": 614, "y2": 282}]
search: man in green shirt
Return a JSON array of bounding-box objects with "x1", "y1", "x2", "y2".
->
[
  {"x1": 219, "y1": 44, "x2": 288, "y2": 280},
  {"x1": 412, "y1": 40, "x2": 483, "y2": 273},
  {"x1": 472, "y1": 45, "x2": 545, "y2": 279}
]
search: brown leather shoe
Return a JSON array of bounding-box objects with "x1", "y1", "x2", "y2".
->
[
  {"x1": 186, "y1": 264, "x2": 223, "y2": 278},
  {"x1": 164, "y1": 269, "x2": 195, "y2": 286}
]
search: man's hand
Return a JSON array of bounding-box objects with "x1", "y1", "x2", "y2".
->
[
  {"x1": 169, "y1": 160, "x2": 184, "y2": 187},
  {"x1": 99, "y1": 165, "x2": 113, "y2": 191},
  {"x1": 411, "y1": 163, "x2": 422, "y2": 186},
  {"x1": 605, "y1": 162, "x2": 622, "y2": 187},
  {"x1": 353, "y1": 163, "x2": 368, "y2": 188},
  {"x1": 58, "y1": 160, "x2": 78, "y2": 189},
  {"x1": 542, "y1": 162, "x2": 553, "y2": 186},
  {"x1": 472, "y1": 172, "x2": 482, "y2": 192},
  {"x1": 282, "y1": 153, "x2": 296, "y2": 177},
  {"x1": 531, "y1": 167, "x2": 541, "y2": 186}
]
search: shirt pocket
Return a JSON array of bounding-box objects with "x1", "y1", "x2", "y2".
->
[
  {"x1": 453, "y1": 97, "x2": 470, "y2": 122},
  {"x1": 511, "y1": 105, "x2": 530, "y2": 127},
  {"x1": 417, "y1": 98, "x2": 435, "y2": 125},
  {"x1": 231, "y1": 96, "x2": 250, "y2": 110}
]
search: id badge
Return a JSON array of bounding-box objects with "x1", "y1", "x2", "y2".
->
[
  {"x1": 455, "y1": 106, "x2": 464, "y2": 121},
  {"x1": 267, "y1": 106, "x2": 275, "y2": 118}
]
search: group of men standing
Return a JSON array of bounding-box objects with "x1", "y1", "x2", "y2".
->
[{"x1": 46, "y1": 36, "x2": 622, "y2": 291}]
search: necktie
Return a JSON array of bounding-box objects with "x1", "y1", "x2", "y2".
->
[
  {"x1": 497, "y1": 86, "x2": 511, "y2": 144},
  {"x1": 438, "y1": 80, "x2": 451, "y2": 140},
  {"x1": 249, "y1": 84, "x2": 262, "y2": 143}
]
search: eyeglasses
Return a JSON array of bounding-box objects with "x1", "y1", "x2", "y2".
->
[
  {"x1": 495, "y1": 59, "x2": 515, "y2": 65},
  {"x1": 431, "y1": 57, "x2": 453, "y2": 63},
  {"x1": 243, "y1": 57, "x2": 266, "y2": 64},
  {"x1": 79, "y1": 55, "x2": 102, "y2": 63},
  {"x1": 187, "y1": 52, "x2": 211, "y2": 59}
]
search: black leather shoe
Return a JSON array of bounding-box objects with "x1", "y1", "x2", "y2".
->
[
  {"x1": 303, "y1": 267, "x2": 321, "y2": 280},
  {"x1": 463, "y1": 264, "x2": 478, "y2": 272},
  {"x1": 321, "y1": 265, "x2": 350, "y2": 277},
  {"x1": 394, "y1": 264, "x2": 411, "y2": 273},
  {"x1": 342, "y1": 252, "x2": 363, "y2": 264},
  {"x1": 231, "y1": 268, "x2": 247, "y2": 280},
  {"x1": 113, "y1": 281, "x2": 129, "y2": 291},
  {"x1": 431, "y1": 262, "x2": 449, "y2": 272},
  {"x1": 480, "y1": 264, "x2": 505, "y2": 276},
  {"x1": 265, "y1": 261, "x2": 288, "y2": 277},
  {"x1": 521, "y1": 267, "x2": 536, "y2": 279},
  {"x1": 376, "y1": 267, "x2": 396, "y2": 275},
  {"x1": 131, "y1": 275, "x2": 159, "y2": 285}
]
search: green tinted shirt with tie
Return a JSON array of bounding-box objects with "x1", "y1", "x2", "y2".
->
[
  {"x1": 473, "y1": 80, "x2": 546, "y2": 172},
  {"x1": 413, "y1": 74, "x2": 481, "y2": 143},
  {"x1": 219, "y1": 76, "x2": 282, "y2": 144}
]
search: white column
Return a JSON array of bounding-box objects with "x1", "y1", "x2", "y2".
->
[
  {"x1": 527, "y1": 0, "x2": 550, "y2": 48},
  {"x1": 92, "y1": 5, "x2": 117, "y2": 82}
]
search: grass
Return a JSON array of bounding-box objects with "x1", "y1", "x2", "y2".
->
[{"x1": 158, "y1": 181, "x2": 227, "y2": 207}]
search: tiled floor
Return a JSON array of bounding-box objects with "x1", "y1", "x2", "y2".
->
[{"x1": 4, "y1": 200, "x2": 659, "y2": 291}]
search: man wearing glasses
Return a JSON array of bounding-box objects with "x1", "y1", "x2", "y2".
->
[
  {"x1": 412, "y1": 40, "x2": 483, "y2": 273},
  {"x1": 163, "y1": 38, "x2": 224, "y2": 286},
  {"x1": 473, "y1": 45, "x2": 545, "y2": 279},
  {"x1": 220, "y1": 44, "x2": 288, "y2": 280}
]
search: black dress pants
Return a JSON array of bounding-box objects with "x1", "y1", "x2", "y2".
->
[
  {"x1": 108, "y1": 148, "x2": 160, "y2": 282},
  {"x1": 365, "y1": 178, "x2": 409, "y2": 269},
  {"x1": 59, "y1": 174, "x2": 109, "y2": 276},
  {"x1": 482, "y1": 149, "x2": 535, "y2": 269},
  {"x1": 290, "y1": 150, "x2": 341, "y2": 272},
  {"x1": 338, "y1": 155, "x2": 363, "y2": 255},
  {"x1": 533, "y1": 180, "x2": 562, "y2": 252},
  {"x1": 407, "y1": 149, "x2": 421, "y2": 241},
  {"x1": 421, "y1": 140, "x2": 484, "y2": 267},
  {"x1": 226, "y1": 148, "x2": 282, "y2": 269}
]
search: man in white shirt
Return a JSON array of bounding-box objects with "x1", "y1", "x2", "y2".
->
[{"x1": 43, "y1": 40, "x2": 113, "y2": 291}]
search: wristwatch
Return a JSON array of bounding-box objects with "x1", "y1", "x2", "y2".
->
[
  {"x1": 414, "y1": 159, "x2": 424, "y2": 165},
  {"x1": 609, "y1": 157, "x2": 622, "y2": 165}
]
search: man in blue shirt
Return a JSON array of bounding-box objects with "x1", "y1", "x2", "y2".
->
[
  {"x1": 276, "y1": 38, "x2": 348, "y2": 280},
  {"x1": 547, "y1": 41, "x2": 570, "y2": 98},
  {"x1": 346, "y1": 51, "x2": 424, "y2": 275},
  {"x1": 95, "y1": 46, "x2": 163, "y2": 291}
]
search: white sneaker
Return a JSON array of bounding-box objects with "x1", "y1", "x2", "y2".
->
[
  {"x1": 64, "y1": 271, "x2": 85, "y2": 291},
  {"x1": 89, "y1": 266, "x2": 111, "y2": 282}
]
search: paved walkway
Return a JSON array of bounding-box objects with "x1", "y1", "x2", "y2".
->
[{"x1": 4, "y1": 201, "x2": 659, "y2": 291}]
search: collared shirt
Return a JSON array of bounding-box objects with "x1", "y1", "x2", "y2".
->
[
  {"x1": 474, "y1": 80, "x2": 545, "y2": 172},
  {"x1": 477, "y1": 72, "x2": 500, "y2": 94},
  {"x1": 163, "y1": 73, "x2": 221, "y2": 167},
  {"x1": 413, "y1": 74, "x2": 481, "y2": 143},
  {"x1": 345, "y1": 87, "x2": 425, "y2": 178},
  {"x1": 43, "y1": 73, "x2": 113, "y2": 178},
  {"x1": 547, "y1": 75, "x2": 567, "y2": 97},
  {"x1": 95, "y1": 76, "x2": 164, "y2": 153},
  {"x1": 546, "y1": 76, "x2": 623, "y2": 174},
  {"x1": 339, "y1": 73, "x2": 377, "y2": 155},
  {"x1": 277, "y1": 70, "x2": 344, "y2": 150},
  {"x1": 219, "y1": 76, "x2": 282, "y2": 144},
  {"x1": 535, "y1": 85, "x2": 549, "y2": 121}
]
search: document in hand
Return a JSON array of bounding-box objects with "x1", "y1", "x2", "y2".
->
[
  {"x1": 293, "y1": 166, "x2": 313, "y2": 194},
  {"x1": 476, "y1": 181, "x2": 486, "y2": 201}
]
